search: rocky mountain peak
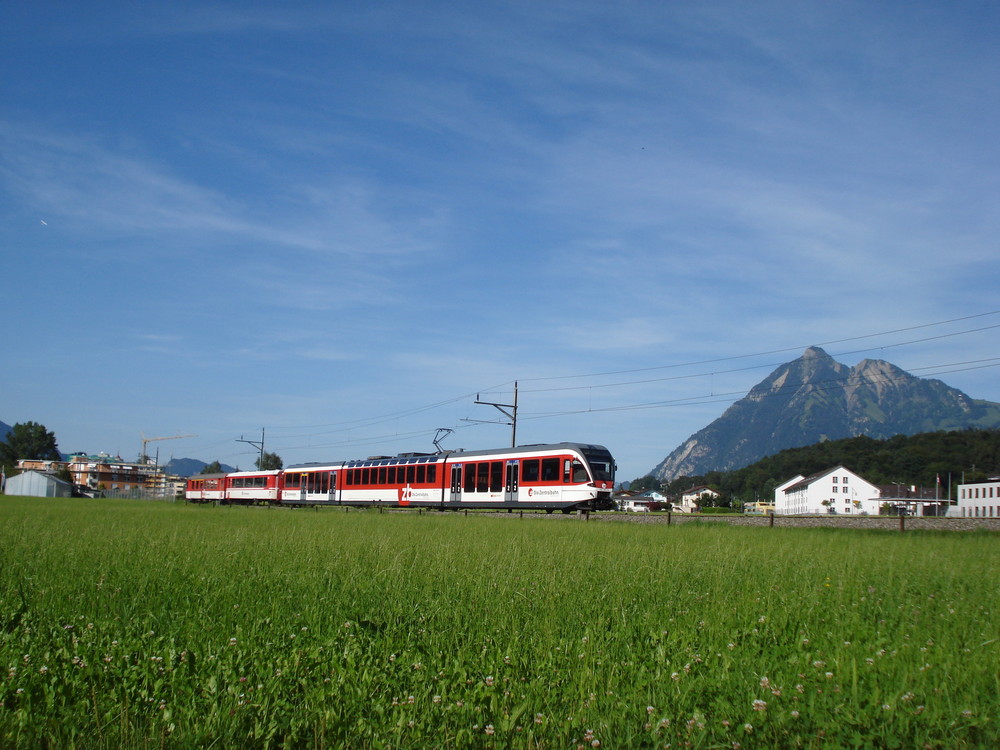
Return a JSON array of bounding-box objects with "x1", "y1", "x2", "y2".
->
[{"x1": 650, "y1": 349, "x2": 1000, "y2": 482}]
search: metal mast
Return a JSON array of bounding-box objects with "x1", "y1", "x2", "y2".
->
[{"x1": 466, "y1": 381, "x2": 518, "y2": 447}]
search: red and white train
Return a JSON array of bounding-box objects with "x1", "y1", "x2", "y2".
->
[{"x1": 186, "y1": 442, "x2": 616, "y2": 513}]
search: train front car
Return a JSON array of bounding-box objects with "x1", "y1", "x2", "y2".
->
[
  {"x1": 443, "y1": 442, "x2": 615, "y2": 513},
  {"x1": 514, "y1": 442, "x2": 615, "y2": 512},
  {"x1": 577, "y1": 443, "x2": 616, "y2": 510}
]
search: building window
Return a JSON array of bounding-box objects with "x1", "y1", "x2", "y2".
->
[{"x1": 832, "y1": 476, "x2": 838, "y2": 483}]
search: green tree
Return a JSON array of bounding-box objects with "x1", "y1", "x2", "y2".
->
[
  {"x1": 255, "y1": 451, "x2": 283, "y2": 470},
  {"x1": 625, "y1": 475, "x2": 660, "y2": 492},
  {"x1": 0, "y1": 421, "x2": 60, "y2": 464},
  {"x1": 201, "y1": 461, "x2": 224, "y2": 475}
]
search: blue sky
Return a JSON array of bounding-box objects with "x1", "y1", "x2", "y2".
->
[{"x1": 2, "y1": 1, "x2": 999, "y2": 482}]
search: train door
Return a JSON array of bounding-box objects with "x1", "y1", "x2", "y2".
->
[
  {"x1": 504, "y1": 460, "x2": 519, "y2": 504},
  {"x1": 450, "y1": 464, "x2": 462, "y2": 504}
]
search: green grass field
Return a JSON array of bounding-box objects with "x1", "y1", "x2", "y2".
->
[{"x1": 0, "y1": 497, "x2": 997, "y2": 748}]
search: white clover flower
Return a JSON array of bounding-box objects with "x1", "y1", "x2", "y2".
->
[{"x1": 752, "y1": 699, "x2": 767, "y2": 712}]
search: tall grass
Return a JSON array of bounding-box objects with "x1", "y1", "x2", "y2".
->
[{"x1": 0, "y1": 497, "x2": 997, "y2": 748}]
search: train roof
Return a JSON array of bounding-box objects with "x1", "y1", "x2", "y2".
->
[{"x1": 285, "y1": 442, "x2": 612, "y2": 470}]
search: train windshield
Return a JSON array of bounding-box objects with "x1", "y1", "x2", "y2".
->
[{"x1": 581, "y1": 447, "x2": 615, "y2": 482}]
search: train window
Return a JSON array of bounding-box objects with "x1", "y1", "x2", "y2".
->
[
  {"x1": 330, "y1": 472, "x2": 336, "y2": 490},
  {"x1": 406, "y1": 466, "x2": 415, "y2": 484},
  {"x1": 477, "y1": 463, "x2": 490, "y2": 493},
  {"x1": 378, "y1": 467, "x2": 387, "y2": 484},
  {"x1": 563, "y1": 459, "x2": 571, "y2": 483},
  {"x1": 386, "y1": 467, "x2": 396, "y2": 484},
  {"x1": 521, "y1": 459, "x2": 540, "y2": 483},
  {"x1": 428, "y1": 465, "x2": 436, "y2": 483},
  {"x1": 572, "y1": 460, "x2": 589, "y2": 483},
  {"x1": 464, "y1": 464, "x2": 476, "y2": 492},
  {"x1": 490, "y1": 461, "x2": 503, "y2": 492},
  {"x1": 416, "y1": 465, "x2": 426, "y2": 484},
  {"x1": 286, "y1": 473, "x2": 300, "y2": 489},
  {"x1": 541, "y1": 458, "x2": 559, "y2": 482},
  {"x1": 362, "y1": 468, "x2": 371, "y2": 485}
]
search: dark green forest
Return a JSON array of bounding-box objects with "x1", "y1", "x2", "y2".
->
[{"x1": 632, "y1": 429, "x2": 1000, "y2": 505}]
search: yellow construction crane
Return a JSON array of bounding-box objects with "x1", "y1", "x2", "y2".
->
[{"x1": 140, "y1": 433, "x2": 197, "y2": 465}]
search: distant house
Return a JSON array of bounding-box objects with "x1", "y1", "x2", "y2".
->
[
  {"x1": 4, "y1": 470, "x2": 73, "y2": 498},
  {"x1": 744, "y1": 500, "x2": 775, "y2": 515},
  {"x1": 774, "y1": 466, "x2": 880, "y2": 515},
  {"x1": 949, "y1": 478, "x2": 1000, "y2": 519},
  {"x1": 618, "y1": 490, "x2": 667, "y2": 512},
  {"x1": 678, "y1": 486, "x2": 719, "y2": 513},
  {"x1": 620, "y1": 497, "x2": 653, "y2": 512}
]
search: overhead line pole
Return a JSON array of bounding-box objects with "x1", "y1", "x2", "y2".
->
[
  {"x1": 237, "y1": 427, "x2": 265, "y2": 469},
  {"x1": 466, "y1": 381, "x2": 518, "y2": 447}
]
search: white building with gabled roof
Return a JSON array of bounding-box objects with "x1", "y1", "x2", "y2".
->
[{"x1": 774, "y1": 466, "x2": 881, "y2": 515}]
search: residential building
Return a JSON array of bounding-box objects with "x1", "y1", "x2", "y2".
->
[
  {"x1": 949, "y1": 478, "x2": 1000, "y2": 518},
  {"x1": 774, "y1": 466, "x2": 881, "y2": 515},
  {"x1": 744, "y1": 500, "x2": 775, "y2": 515},
  {"x1": 678, "y1": 485, "x2": 719, "y2": 513},
  {"x1": 618, "y1": 490, "x2": 669, "y2": 512},
  {"x1": 16, "y1": 454, "x2": 179, "y2": 498}
]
